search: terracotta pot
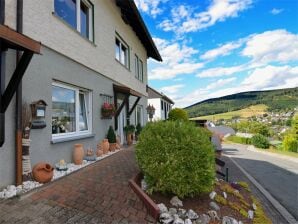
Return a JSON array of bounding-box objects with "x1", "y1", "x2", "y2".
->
[
  {"x1": 101, "y1": 139, "x2": 109, "y2": 154},
  {"x1": 73, "y1": 144, "x2": 84, "y2": 165},
  {"x1": 96, "y1": 149, "x2": 103, "y2": 157},
  {"x1": 127, "y1": 133, "x2": 133, "y2": 145},
  {"x1": 32, "y1": 163, "x2": 54, "y2": 183},
  {"x1": 109, "y1": 143, "x2": 117, "y2": 152}
]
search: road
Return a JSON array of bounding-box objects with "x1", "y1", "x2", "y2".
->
[{"x1": 222, "y1": 144, "x2": 298, "y2": 221}]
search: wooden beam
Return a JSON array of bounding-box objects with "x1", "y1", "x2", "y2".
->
[
  {"x1": 0, "y1": 25, "x2": 41, "y2": 54},
  {"x1": 1, "y1": 50, "x2": 33, "y2": 112},
  {"x1": 128, "y1": 97, "x2": 140, "y2": 116}
]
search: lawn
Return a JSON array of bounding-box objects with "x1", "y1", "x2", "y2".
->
[{"x1": 191, "y1": 104, "x2": 268, "y2": 121}]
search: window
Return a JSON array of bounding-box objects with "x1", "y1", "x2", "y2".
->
[
  {"x1": 135, "y1": 105, "x2": 143, "y2": 126},
  {"x1": 52, "y1": 82, "x2": 92, "y2": 138},
  {"x1": 54, "y1": 0, "x2": 94, "y2": 41},
  {"x1": 161, "y1": 100, "x2": 164, "y2": 110},
  {"x1": 135, "y1": 54, "x2": 144, "y2": 82},
  {"x1": 115, "y1": 37, "x2": 129, "y2": 68}
]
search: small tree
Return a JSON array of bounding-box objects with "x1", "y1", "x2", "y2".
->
[
  {"x1": 168, "y1": 108, "x2": 189, "y2": 121},
  {"x1": 282, "y1": 115, "x2": 298, "y2": 152},
  {"x1": 107, "y1": 126, "x2": 116, "y2": 143}
]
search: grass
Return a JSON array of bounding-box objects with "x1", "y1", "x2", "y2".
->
[
  {"x1": 260, "y1": 147, "x2": 298, "y2": 158},
  {"x1": 191, "y1": 104, "x2": 268, "y2": 121}
]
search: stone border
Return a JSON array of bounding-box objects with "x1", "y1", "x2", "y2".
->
[
  {"x1": 19, "y1": 149, "x2": 125, "y2": 200},
  {"x1": 128, "y1": 173, "x2": 160, "y2": 220}
]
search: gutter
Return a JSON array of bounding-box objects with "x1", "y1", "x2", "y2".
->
[{"x1": 15, "y1": 0, "x2": 23, "y2": 186}]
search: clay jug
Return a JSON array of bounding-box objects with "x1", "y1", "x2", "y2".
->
[
  {"x1": 32, "y1": 163, "x2": 54, "y2": 183},
  {"x1": 96, "y1": 149, "x2": 103, "y2": 157},
  {"x1": 73, "y1": 144, "x2": 84, "y2": 165},
  {"x1": 101, "y1": 139, "x2": 109, "y2": 154},
  {"x1": 109, "y1": 143, "x2": 117, "y2": 152}
]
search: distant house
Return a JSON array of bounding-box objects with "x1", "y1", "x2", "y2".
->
[{"x1": 147, "y1": 86, "x2": 174, "y2": 121}]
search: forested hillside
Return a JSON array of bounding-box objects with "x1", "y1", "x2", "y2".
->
[{"x1": 185, "y1": 87, "x2": 298, "y2": 118}]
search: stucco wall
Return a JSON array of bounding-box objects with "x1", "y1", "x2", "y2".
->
[
  {"x1": 22, "y1": 0, "x2": 148, "y2": 96},
  {"x1": 0, "y1": 46, "x2": 148, "y2": 187}
]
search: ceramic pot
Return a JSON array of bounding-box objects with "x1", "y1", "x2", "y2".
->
[
  {"x1": 73, "y1": 144, "x2": 84, "y2": 165},
  {"x1": 101, "y1": 139, "x2": 109, "y2": 154},
  {"x1": 96, "y1": 149, "x2": 103, "y2": 157},
  {"x1": 109, "y1": 143, "x2": 117, "y2": 152},
  {"x1": 127, "y1": 133, "x2": 133, "y2": 145},
  {"x1": 32, "y1": 163, "x2": 54, "y2": 183}
]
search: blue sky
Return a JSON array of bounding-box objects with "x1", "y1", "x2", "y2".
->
[{"x1": 134, "y1": 0, "x2": 298, "y2": 107}]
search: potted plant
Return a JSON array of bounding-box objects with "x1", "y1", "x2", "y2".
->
[
  {"x1": 101, "y1": 102, "x2": 115, "y2": 119},
  {"x1": 135, "y1": 123, "x2": 142, "y2": 141},
  {"x1": 124, "y1": 125, "x2": 135, "y2": 145},
  {"x1": 107, "y1": 126, "x2": 117, "y2": 152}
]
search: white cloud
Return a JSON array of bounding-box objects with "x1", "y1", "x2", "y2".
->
[
  {"x1": 134, "y1": 0, "x2": 166, "y2": 17},
  {"x1": 160, "y1": 84, "x2": 185, "y2": 94},
  {"x1": 148, "y1": 38, "x2": 204, "y2": 80},
  {"x1": 197, "y1": 65, "x2": 244, "y2": 78},
  {"x1": 176, "y1": 65, "x2": 298, "y2": 107},
  {"x1": 270, "y1": 8, "x2": 284, "y2": 15},
  {"x1": 242, "y1": 29, "x2": 298, "y2": 63},
  {"x1": 200, "y1": 41, "x2": 243, "y2": 61},
  {"x1": 204, "y1": 77, "x2": 236, "y2": 90},
  {"x1": 159, "y1": 0, "x2": 253, "y2": 34}
]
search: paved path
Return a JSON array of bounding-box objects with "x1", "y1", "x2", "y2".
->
[
  {"x1": 222, "y1": 143, "x2": 298, "y2": 221},
  {"x1": 0, "y1": 147, "x2": 154, "y2": 224}
]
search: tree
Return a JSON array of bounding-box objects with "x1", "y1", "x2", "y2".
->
[
  {"x1": 282, "y1": 115, "x2": 298, "y2": 152},
  {"x1": 168, "y1": 108, "x2": 189, "y2": 121}
]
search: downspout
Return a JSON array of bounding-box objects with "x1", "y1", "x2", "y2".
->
[{"x1": 15, "y1": 0, "x2": 23, "y2": 186}]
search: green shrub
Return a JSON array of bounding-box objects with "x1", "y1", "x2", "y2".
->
[
  {"x1": 135, "y1": 123, "x2": 142, "y2": 136},
  {"x1": 282, "y1": 135, "x2": 298, "y2": 152},
  {"x1": 227, "y1": 135, "x2": 251, "y2": 144},
  {"x1": 168, "y1": 108, "x2": 189, "y2": 121},
  {"x1": 136, "y1": 121, "x2": 215, "y2": 198},
  {"x1": 107, "y1": 126, "x2": 116, "y2": 143},
  {"x1": 251, "y1": 134, "x2": 269, "y2": 149}
]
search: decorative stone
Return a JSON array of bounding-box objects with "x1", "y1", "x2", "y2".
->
[
  {"x1": 169, "y1": 208, "x2": 178, "y2": 215},
  {"x1": 141, "y1": 179, "x2": 148, "y2": 191},
  {"x1": 186, "y1": 209, "x2": 199, "y2": 220},
  {"x1": 173, "y1": 215, "x2": 184, "y2": 224},
  {"x1": 238, "y1": 221, "x2": 243, "y2": 224},
  {"x1": 248, "y1": 210, "x2": 254, "y2": 219},
  {"x1": 252, "y1": 203, "x2": 257, "y2": 211},
  {"x1": 194, "y1": 214, "x2": 210, "y2": 224},
  {"x1": 209, "y1": 191, "x2": 217, "y2": 200},
  {"x1": 159, "y1": 212, "x2": 174, "y2": 224},
  {"x1": 170, "y1": 196, "x2": 183, "y2": 207},
  {"x1": 209, "y1": 201, "x2": 220, "y2": 211},
  {"x1": 207, "y1": 210, "x2": 220, "y2": 221},
  {"x1": 178, "y1": 208, "x2": 187, "y2": 218},
  {"x1": 185, "y1": 219, "x2": 192, "y2": 224},
  {"x1": 223, "y1": 192, "x2": 227, "y2": 199},
  {"x1": 222, "y1": 216, "x2": 239, "y2": 224},
  {"x1": 158, "y1": 203, "x2": 168, "y2": 214}
]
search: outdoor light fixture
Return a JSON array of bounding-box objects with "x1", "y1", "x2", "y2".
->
[{"x1": 146, "y1": 104, "x2": 155, "y2": 122}]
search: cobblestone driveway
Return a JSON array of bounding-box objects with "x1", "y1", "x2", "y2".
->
[{"x1": 0, "y1": 147, "x2": 154, "y2": 224}]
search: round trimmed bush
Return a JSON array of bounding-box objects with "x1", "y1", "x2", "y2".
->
[
  {"x1": 251, "y1": 134, "x2": 269, "y2": 149},
  {"x1": 136, "y1": 121, "x2": 215, "y2": 198},
  {"x1": 168, "y1": 108, "x2": 189, "y2": 121}
]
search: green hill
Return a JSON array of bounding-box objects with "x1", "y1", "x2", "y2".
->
[{"x1": 185, "y1": 87, "x2": 298, "y2": 118}]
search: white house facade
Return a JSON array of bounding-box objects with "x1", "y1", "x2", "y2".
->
[
  {"x1": 0, "y1": 0, "x2": 161, "y2": 187},
  {"x1": 147, "y1": 86, "x2": 174, "y2": 121}
]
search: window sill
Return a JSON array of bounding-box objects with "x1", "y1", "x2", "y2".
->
[
  {"x1": 115, "y1": 59, "x2": 130, "y2": 72},
  {"x1": 51, "y1": 133, "x2": 95, "y2": 144},
  {"x1": 52, "y1": 12, "x2": 96, "y2": 47}
]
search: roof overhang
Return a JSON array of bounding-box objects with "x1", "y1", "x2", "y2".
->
[
  {"x1": 115, "y1": 0, "x2": 162, "y2": 62},
  {"x1": 113, "y1": 84, "x2": 143, "y2": 98},
  {"x1": 0, "y1": 24, "x2": 41, "y2": 54}
]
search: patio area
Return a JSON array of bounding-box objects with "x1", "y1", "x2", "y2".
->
[{"x1": 0, "y1": 146, "x2": 154, "y2": 224}]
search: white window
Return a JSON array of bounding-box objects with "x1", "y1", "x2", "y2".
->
[
  {"x1": 134, "y1": 54, "x2": 143, "y2": 82},
  {"x1": 54, "y1": 0, "x2": 94, "y2": 41},
  {"x1": 52, "y1": 82, "x2": 92, "y2": 139},
  {"x1": 115, "y1": 37, "x2": 129, "y2": 68},
  {"x1": 135, "y1": 105, "x2": 143, "y2": 126}
]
